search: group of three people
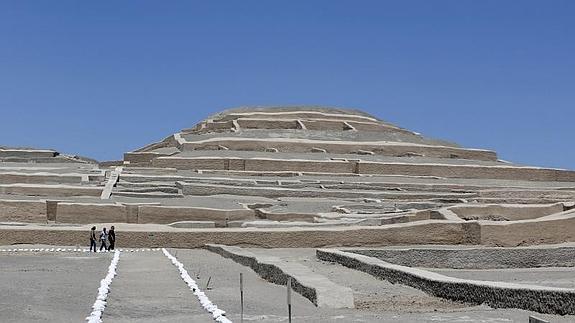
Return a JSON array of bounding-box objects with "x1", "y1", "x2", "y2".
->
[{"x1": 89, "y1": 226, "x2": 115, "y2": 252}]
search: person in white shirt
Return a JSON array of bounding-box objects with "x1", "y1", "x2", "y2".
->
[{"x1": 99, "y1": 227, "x2": 109, "y2": 251}]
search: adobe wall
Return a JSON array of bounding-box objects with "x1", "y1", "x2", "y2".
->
[
  {"x1": 217, "y1": 111, "x2": 378, "y2": 123},
  {"x1": 236, "y1": 118, "x2": 300, "y2": 130},
  {"x1": 0, "y1": 173, "x2": 84, "y2": 184},
  {"x1": 350, "y1": 246, "x2": 575, "y2": 269},
  {"x1": 479, "y1": 213, "x2": 575, "y2": 247},
  {"x1": 153, "y1": 157, "x2": 355, "y2": 173},
  {"x1": 358, "y1": 162, "x2": 575, "y2": 182},
  {"x1": 206, "y1": 244, "x2": 355, "y2": 309},
  {"x1": 152, "y1": 157, "x2": 228, "y2": 170},
  {"x1": 181, "y1": 138, "x2": 497, "y2": 161},
  {"x1": 0, "y1": 199, "x2": 46, "y2": 223},
  {"x1": 177, "y1": 182, "x2": 475, "y2": 200},
  {"x1": 479, "y1": 190, "x2": 575, "y2": 200},
  {"x1": 124, "y1": 152, "x2": 168, "y2": 164},
  {"x1": 152, "y1": 157, "x2": 575, "y2": 181},
  {"x1": 193, "y1": 120, "x2": 235, "y2": 134},
  {"x1": 5, "y1": 202, "x2": 256, "y2": 225},
  {"x1": 317, "y1": 249, "x2": 575, "y2": 315},
  {"x1": 244, "y1": 159, "x2": 354, "y2": 173},
  {"x1": 301, "y1": 119, "x2": 348, "y2": 131},
  {"x1": 0, "y1": 150, "x2": 56, "y2": 159},
  {"x1": 138, "y1": 206, "x2": 255, "y2": 224},
  {"x1": 448, "y1": 203, "x2": 565, "y2": 221},
  {"x1": 0, "y1": 184, "x2": 103, "y2": 197},
  {"x1": 0, "y1": 220, "x2": 471, "y2": 248},
  {"x1": 55, "y1": 203, "x2": 128, "y2": 223},
  {"x1": 347, "y1": 120, "x2": 408, "y2": 133}
]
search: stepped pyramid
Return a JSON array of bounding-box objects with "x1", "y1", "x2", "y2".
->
[{"x1": 0, "y1": 106, "x2": 574, "y2": 247}]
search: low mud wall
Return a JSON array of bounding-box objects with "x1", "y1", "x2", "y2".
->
[
  {"x1": 0, "y1": 200, "x2": 46, "y2": 223},
  {"x1": 479, "y1": 212, "x2": 575, "y2": 246},
  {"x1": 317, "y1": 249, "x2": 575, "y2": 315},
  {"x1": 206, "y1": 244, "x2": 354, "y2": 308},
  {"x1": 138, "y1": 206, "x2": 255, "y2": 224},
  {"x1": 0, "y1": 173, "x2": 85, "y2": 184},
  {"x1": 0, "y1": 184, "x2": 102, "y2": 197},
  {"x1": 350, "y1": 246, "x2": 575, "y2": 269},
  {"x1": 0, "y1": 150, "x2": 56, "y2": 159},
  {"x1": 449, "y1": 203, "x2": 565, "y2": 221},
  {"x1": 1, "y1": 201, "x2": 256, "y2": 225},
  {"x1": 56, "y1": 203, "x2": 127, "y2": 224},
  {"x1": 479, "y1": 190, "x2": 575, "y2": 200},
  {"x1": 0, "y1": 220, "x2": 471, "y2": 248}
]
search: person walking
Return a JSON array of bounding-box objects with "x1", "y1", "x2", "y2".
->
[
  {"x1": 99, "y1": 227, "x2": 109, "y2": 252},
  {"x1": 108, "y1": 226, "x2": 116, "y2": 251},
  {"x1": 90, "y1": 226, "x2": 97, "y2": 252}
]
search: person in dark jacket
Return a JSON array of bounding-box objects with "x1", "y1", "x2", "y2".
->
[
  {"x1": 108, "y1": 226, "x2": 116, "y2": 251},
  {"x1": 90, "y1": 226, "x2": 97, "y2": 252}
]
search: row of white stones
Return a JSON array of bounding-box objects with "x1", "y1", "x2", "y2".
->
[
  {"x1": 0, "y1": 248, "x2": 161, "y2": 253},
  {"x1": 4, "y1": 247, "x2": 232, "y2": 322},
  {"x1": 162, "y1": 248, "x2": 232, "y2": 323},
  {"x1": 86, "y1": 250, "x2": 121, "y2": 323}
]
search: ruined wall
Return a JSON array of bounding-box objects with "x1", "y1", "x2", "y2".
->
[
  {"x1": 0, "y1": 200, "x2": 46, "y2": 223},
  {"x1": 182, "y1": 138, "x2": 497, "y2": 161},
  {"x1": 55, "y1": 203, "x2": 127, "y2": 224},
  {"x1": 138, "y1": 206, "x2": 255, "y2": 224},
  {"x1": 479, "y1": 213, "x2": 575, "y2": 246},
  {"x1": 350, "y1": 246, "x2": 575, "y2": 269},
  {"x1": 0, "y1": 173, "x2": 84, "y2": 184},
  {"x1": 317, "y1": 249, "x2": 575, "y2": 315},
  {"x1": 449, "y1": 203, "x2": 565, "y2": 221},
  {"x1": 0, "y1": 184, "x2": 102, "y2": 197}
]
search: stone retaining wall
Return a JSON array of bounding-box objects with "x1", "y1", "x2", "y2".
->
[
  {"x1": 350, "y1": 246, "x2": 575, "y2": 269},
  {"x1": 316, "y1": 249, "x2": 575, "y2": 315},
  {"x1": 206, "y1": 244, "x2": 354, "y2": 308}
]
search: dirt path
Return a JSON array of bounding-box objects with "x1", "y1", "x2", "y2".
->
[{"x1": 104, "y1": 251, "x2": 214, "y2": 323}]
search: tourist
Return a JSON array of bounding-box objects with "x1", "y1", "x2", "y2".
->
[
  {"x1": 108, "y1": 226, "x2": 116, "y2": 250},
  {"x1": 99, "y1": 227, "x2": 109, "y2": 251},
  {"x1": 90, "y1": 226, "x2": 97, "y2": 252}
]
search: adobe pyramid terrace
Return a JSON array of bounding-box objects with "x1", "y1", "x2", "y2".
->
[{"x1": 1, "y1": 107, "x2": 575, "y2": 321}]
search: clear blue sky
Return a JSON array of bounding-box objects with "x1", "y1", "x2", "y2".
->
[{"x1": 1, "y1": 1, "x2": 573, "y2": 169}]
